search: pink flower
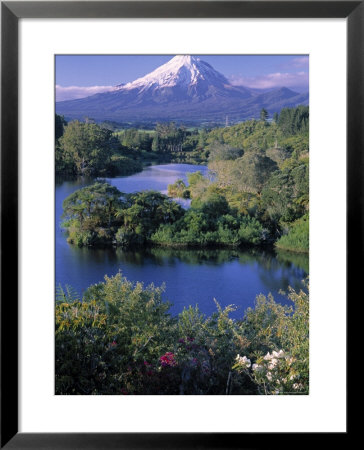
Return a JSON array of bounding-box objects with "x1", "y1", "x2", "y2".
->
[{"x1": 159, "y1": 352, "x2": 177, "y2": 367}]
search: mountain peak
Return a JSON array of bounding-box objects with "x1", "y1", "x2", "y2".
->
[
  {"x1": 57, "y1": 55, "x2": 308, "y2": 124},
  {"x1": 169, "y1": 54, "x2": 199, "y2": 66},
  {"x1": 118, "y1": 55, "x2": 228, "y2": 92}
]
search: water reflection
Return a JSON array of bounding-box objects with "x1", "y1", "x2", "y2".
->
[
  {"x1": 58, "y1": 244, "x2": 307, "y2": 318},
  {"x1": 55, "y1": 163, "x2": 308, "y2": 318}
]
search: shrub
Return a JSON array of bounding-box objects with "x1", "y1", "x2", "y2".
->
[
  {"x1": 276, "y1": 215, "x2": 309, "y2": 252},
  {"x1": 233, "y1": 281, "x2": 309, "y2": 394},
  {"x1": 56, "y1": 273, "x2": 309, "y2": 395},
  {"x1": 56, "y1": 272, "x2": 175, "y2": 394}
]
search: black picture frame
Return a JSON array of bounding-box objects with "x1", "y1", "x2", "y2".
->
[{"x1": 1, "y1": 1, "x2": 357, "y2": 447}]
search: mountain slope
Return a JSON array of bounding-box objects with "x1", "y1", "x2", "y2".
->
[{"x1": 56, "y1": 55, "x2": 308, "y2": 123}]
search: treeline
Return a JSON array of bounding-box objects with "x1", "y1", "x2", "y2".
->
[
  {"x1": 117, "y1": 122, "x2": 209, "y2": 163},
  {"x1": 56, "y1": 106, "x2": 308, "y2": 175},
  {"x1": 56, "y1": 272, "x2": 309, "y2": 395},
  {"x1": 55, "y1": 117, "x2": 143, "y2": 177},
  {"x1": 55, "y1": 117, "x2": 209, "y2": 176},
  {"x1": 171, "y1": 106, "x2": 309, "y2": 252}
]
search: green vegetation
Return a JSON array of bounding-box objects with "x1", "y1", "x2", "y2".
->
[
  {"x1": 167, "y1": 179, "x2": 190, "y2": 199},
  {"x1": 151, "y1": 122, "x2": 209, "y2": 163},
  {"x1": 151, "y1": 194, "x2": 265, "y2": 247},
  {"x1": 61, "y1": 183, "x2": 184, "y2": 248},
  {"x1": 174, "y1": 106, "x2": 309, "y2": 252},
  {"x1": 56, "y1": 117, "x2": 211, "y2": 177},
  {"x1": 276, "y1": 215, "x2": 309, "y2": 253},
  {"x1": 61, "y1": 182, "x2": 124, "y2": 246},
  {"x1": 56, "y1": 106, "x2": 310, "y2": 394},
  {"x1": 56, "y1": 117, "x2": 143, "y2": 177},
  {"x1": 110, "y1": 122, "x2": 210, "y2": 164},
  {"x1": 56, "y1": 272, "x2": 309, "y2": 395},
  {"x1": 114, "y1": 191, "x2": 184, "y2": 248},
  {"x1": 61, "y1": 182, "x2": 266, "y2": 249},
  {"x1": 58, "y1": 106, "x2": 309, "y2": 253}
]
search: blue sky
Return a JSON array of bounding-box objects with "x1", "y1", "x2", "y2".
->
[{"x1": 56, "y1": 55, "x2": 309, "y2": 101}]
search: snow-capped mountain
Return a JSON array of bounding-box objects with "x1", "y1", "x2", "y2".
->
[
  {"x1": 115, "y1": 55, "x2": 229, "y2": 91},
  {"x1": 56, "y1": 55, "x2": 308, "y2": 123}
]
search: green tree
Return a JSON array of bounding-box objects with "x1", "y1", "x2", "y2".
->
[
  {"x1": 168, "y1": 179, "x2": 190, "y2": 198},
  {"x1": 55, "y1": 114, "x2": 67, "y2": 141},
  {"x1": 275, "y1": 215, "x2": 309, "y2": 253},
  {"x1": 62, "y1": 182, "x2": 123, "y2": 246},
  {"x1": 208, "y1": 142, "x2": 243, "y2": 162},
  {"x1": 278, "y1": 106, "x2": 309, "y2": 136},
  {"x1": 115, "y1": 191, "x2": 184, "y2": 248},
  {"x1": 260, "y1": 108, "x2": 268, "y2": 122},
  {"x1": 151, "y1": 134, "x2": 160, "y2": 152},
  {"x1": 58, "y1": 121, "x2": 119, "y2": 176},
  {"x1": 231, "y1": 153, "x2": 278, "y2": 194}
]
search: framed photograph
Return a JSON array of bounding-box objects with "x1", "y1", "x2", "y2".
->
[{"x1": 1, "y1": 1, "x2": 358, "y2": 447}]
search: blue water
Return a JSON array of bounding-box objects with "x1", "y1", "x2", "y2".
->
[{"x1": 55, "y1": 163, "x2": 308, "y2": 318}]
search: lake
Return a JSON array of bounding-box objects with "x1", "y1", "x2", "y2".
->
[{"x1": 56, "y1": 163, "x2": 308, "y2": 318}]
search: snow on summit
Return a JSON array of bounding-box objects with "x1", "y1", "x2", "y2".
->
[
  {"x1": 56, "y1": 55, "x2": 308, "y2": 122},
  {"x1": 115, "y1": 55, "x2": 229, "y2": 91}
]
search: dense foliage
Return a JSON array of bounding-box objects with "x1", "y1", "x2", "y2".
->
[
  {"x1": 62, "y1": 182, "x2": 267, "y2": 249},
  {"x1": 176, "y1": 106, "x2": 309, "y2": 252},
  {"x1": 56, "y1": 273, "x2": 309, "y2": 395},
  {"x1": 59, "y1": 106, "x2": 309, "y2": 252},
  {"x1": 115, "y1": 123, "x2": 209, "y2": 164},
  {"x1": 276, "y1": 215, "x2": 309, "y2": 253},
  {"x1": 61, "y1": 183, "x2": 184, "y2": 247},
  {"x1": 167, "y1": 179, "x2": 190, "y2": 199},
  {"x1": 56, "y1": 118, "x2": 142, "y2": 177},
  {"x1": 61, "y1": 182, "x2": 124, "y2": 246},
  {"x1": 151, "y1": 193, "x2": 266, "y2": 247}
]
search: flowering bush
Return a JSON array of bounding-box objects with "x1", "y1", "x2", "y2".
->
[
  {"x1": 232, "y1": 281, "x2": 309, "y2": 395},
  {"x1": 160, "y1": 352, "x2": 178, "y2": 367},
  {"x1": 233, "y1": 349, "x2": 306, "y2": 394},
  {"x1": 56, "y1": 272, "x2": 308, "y2": 395}
]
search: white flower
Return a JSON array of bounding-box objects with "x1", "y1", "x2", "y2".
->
[
  {"x1": 235, "y1": 355, "x2": 251, "y2": 368},
  {"x1": 252, "y1": 363, "x2": 264, "y2": 373},
  {"x1": 293, "y1": 383, "x2": 303, "y2": 390},
  {"x1": 272, "y1": 350, "x2": 285, "y2": 358},
  {"x1": 268, "y1": 358, "x2": 279, "y2": 370},
  {"x1": 264, "y1": 352, "x2": 273, "y2": 361},
  {"x1": 266, "y1": 371, "x2": 272, "y2": 381}
]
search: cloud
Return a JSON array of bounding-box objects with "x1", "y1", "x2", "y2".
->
[
  {"x1": 56, "y1": 85, "x2": 114, "y2": 101},
  {"x1": 292, "y1": 56, "x2": 309, "y2": 68},
  {"x1": 229, "y1": 71, "x2": 309, "y2": 91}
]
